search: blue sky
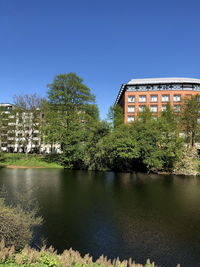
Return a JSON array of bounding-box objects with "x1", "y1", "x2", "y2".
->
[{"x1": 0, "y1": 0, "x2": 200, "y2": 119}]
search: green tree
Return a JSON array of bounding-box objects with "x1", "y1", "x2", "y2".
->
[
  {"x1": 94, "y1": 124, "x2": 141, "y2": 171},
  {"x1": 181, "y1": 95, "x2": 200, "y2": 147},
  {"x1": 83, "y1": 120, "x2": 111, "y2": 169},
  {"x1": 159, "y1": 102, "x2": 178, "y2": 131},
  {"x1": 93, "y1": 115, "x2": 184, "y2": 172},
  {"x1": 138, "y1": 106, "x2": 153, "y2": 123},
  {"x1": 107, "y1": 105, "x2": 124, "y2": 128},
  {"x1": 45, "y1": 73, "x2": 99, "y2": 168}
]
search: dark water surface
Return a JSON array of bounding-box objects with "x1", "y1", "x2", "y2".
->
[{"x1": 0, "y1": 169, "x2": 200, "y2": 266}]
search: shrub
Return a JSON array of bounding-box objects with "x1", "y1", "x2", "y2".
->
[
  {"x1": 0, "y1": 186, "x2": 42, "y2": 250},
  {"x1": 0, "y1": 198, "x2": 42, "y2": 250}
]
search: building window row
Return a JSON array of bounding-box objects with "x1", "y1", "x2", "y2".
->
[
  {"x1": 128, "y1": 94, "x2": 181, "y2": 103},
  {"x1": 127, "y1": 105, "x2": 181, "y2": 113},
  {"x1": 126, "y1": 84, "x2": 200, "y2": 92}
]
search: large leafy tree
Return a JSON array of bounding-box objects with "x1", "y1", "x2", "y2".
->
[{"x1": 45, "y1": 73, "x2": 99, "y2": 168}]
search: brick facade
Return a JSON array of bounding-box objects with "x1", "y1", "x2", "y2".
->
[{"x1": 115, "y1": 78, "x2": 200, "y2": 123}]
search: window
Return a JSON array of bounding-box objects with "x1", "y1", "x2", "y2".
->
[
  {"x1": 162, "y1": 95, "x2": 170, "y2": 102},
  {"x1": 183, "y1": 84, "x2": 193, "y2": 89},
  {"x1": 127, "y1": 116, "x2": 134, "y2": 122},
  {"x1": 162, "y1": 105, "x2": 167, "y2": 111},
  {"x1": 174, "y1": 105, "x2": 180, "y2": 112},
  {"x1": 150, "y1": 95, "x2": 158, "y2": 102},
  {"x1": 128, "y1": 96, "x2": 135, "y2": 103},
  {"x1": 139, "y1": 105, "x2": 146, "y2": 112},
  {"x1": 173, "y1": 95, "x2": 181, "y2": 102},
  {"x1": 139, "y1": 95, "x2": 146, "y2": 103},
  {"x1": 173, "y1": 84, "x2": 181, "y2": 90},
  {"x1": 150, "y1": 105, "x2": 158, "y2": 112},
  {"x1": 128, "y1": 105, "x2": 135, "y2": 113}
]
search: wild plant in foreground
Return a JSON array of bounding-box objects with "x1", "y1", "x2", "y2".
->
[{"x1": 0, "y1": 241, "x2": 182, "y2": 267}]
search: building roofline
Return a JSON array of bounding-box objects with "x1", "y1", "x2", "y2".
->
[
  {"x1": 128, "y1": 77, "x2": 200, "y2": 85},
  {"x1": 115, "y1": 84, "x2": 126, "y2": 105},
  {"x1": 115, "y1": 77, "x2": 200, "y2": 105},
  {"x1": 0, "y1": 103, "x2": 14, "y2": 105}
]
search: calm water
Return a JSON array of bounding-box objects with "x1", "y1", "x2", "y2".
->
[{"x1": 0, "y1": 169, "x2": 200, "y2": 267}]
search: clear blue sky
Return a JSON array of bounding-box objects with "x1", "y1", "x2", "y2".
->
[{"x1": 0, "y1": 0, "x2": 200, "y2": 119}]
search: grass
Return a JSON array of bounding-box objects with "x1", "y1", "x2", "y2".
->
[{"x1": 0, "y1": 153, "x2": 62, "y2": 169}]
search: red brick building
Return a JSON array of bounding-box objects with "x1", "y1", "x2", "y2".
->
[{"x1": 115, "y1": 78, "x2": 200, "y2": 123}]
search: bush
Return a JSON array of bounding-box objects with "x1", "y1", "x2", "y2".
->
[
  {"x1": 0, "y1": 198, "x2": 42, "y2": 250},
  {"x1": 173, "y1": 147, "x2": 199, "y2": 175},
  {"x1": 0, "y1": 187, "x2": 42, "y2": 250}
]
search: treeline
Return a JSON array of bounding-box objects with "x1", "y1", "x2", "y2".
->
[
  {"x1": 1, "y1": 73, "x2": 200, "y2": 173},
  {"x1": 43, "y1": 73, "x2": 200, "y2": 173}
]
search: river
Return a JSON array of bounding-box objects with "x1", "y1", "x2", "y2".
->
[{"x1": 0, "y1": 168, "x2": 200, "y2": 267}]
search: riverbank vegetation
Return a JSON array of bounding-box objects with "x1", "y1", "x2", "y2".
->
[
  {"x1": 41, "y1": 73, "x2": 199, "y2": 175},
  {"x1": 0, "y1": 243, "x2": 157, "y2": 267},
  {"x1": 0, "y1": 73, "x2": 200, "y2": 175}
]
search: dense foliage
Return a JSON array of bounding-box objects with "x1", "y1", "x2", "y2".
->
[
  {"x1": 0, "y1": 189, "x2": 42, "y2": 250},
  {"x1": 180, "y1": 95, "x2": 200, "y2": 147},
  {"x1": 90, "y1": 106, "x2": 184, "y2": 172},
  {"x1": 44, "y1": 73, "x2": 99, "y2": 169},
  {"x1": 42, "y1": 73, "x2": 185, "y2": 172},
  {"x1": 29, "y1": 75, "x2": 200, "y2": 173}
]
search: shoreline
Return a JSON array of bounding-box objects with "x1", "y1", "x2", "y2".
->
[
  {"x1": 3, "y1": 165, "x2": 200, "y2": 176},
  {"x1": 6, "y1": 165, "x2": 48, "y2": 169}
]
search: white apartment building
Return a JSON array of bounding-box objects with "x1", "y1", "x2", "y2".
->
[{"x1": 0, "y1": 103, "x2": 61, "y2": 154}]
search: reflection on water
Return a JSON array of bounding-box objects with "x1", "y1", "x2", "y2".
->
[{"x1": 0, "y1": 169, "x2": 200, "y2": 267}]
